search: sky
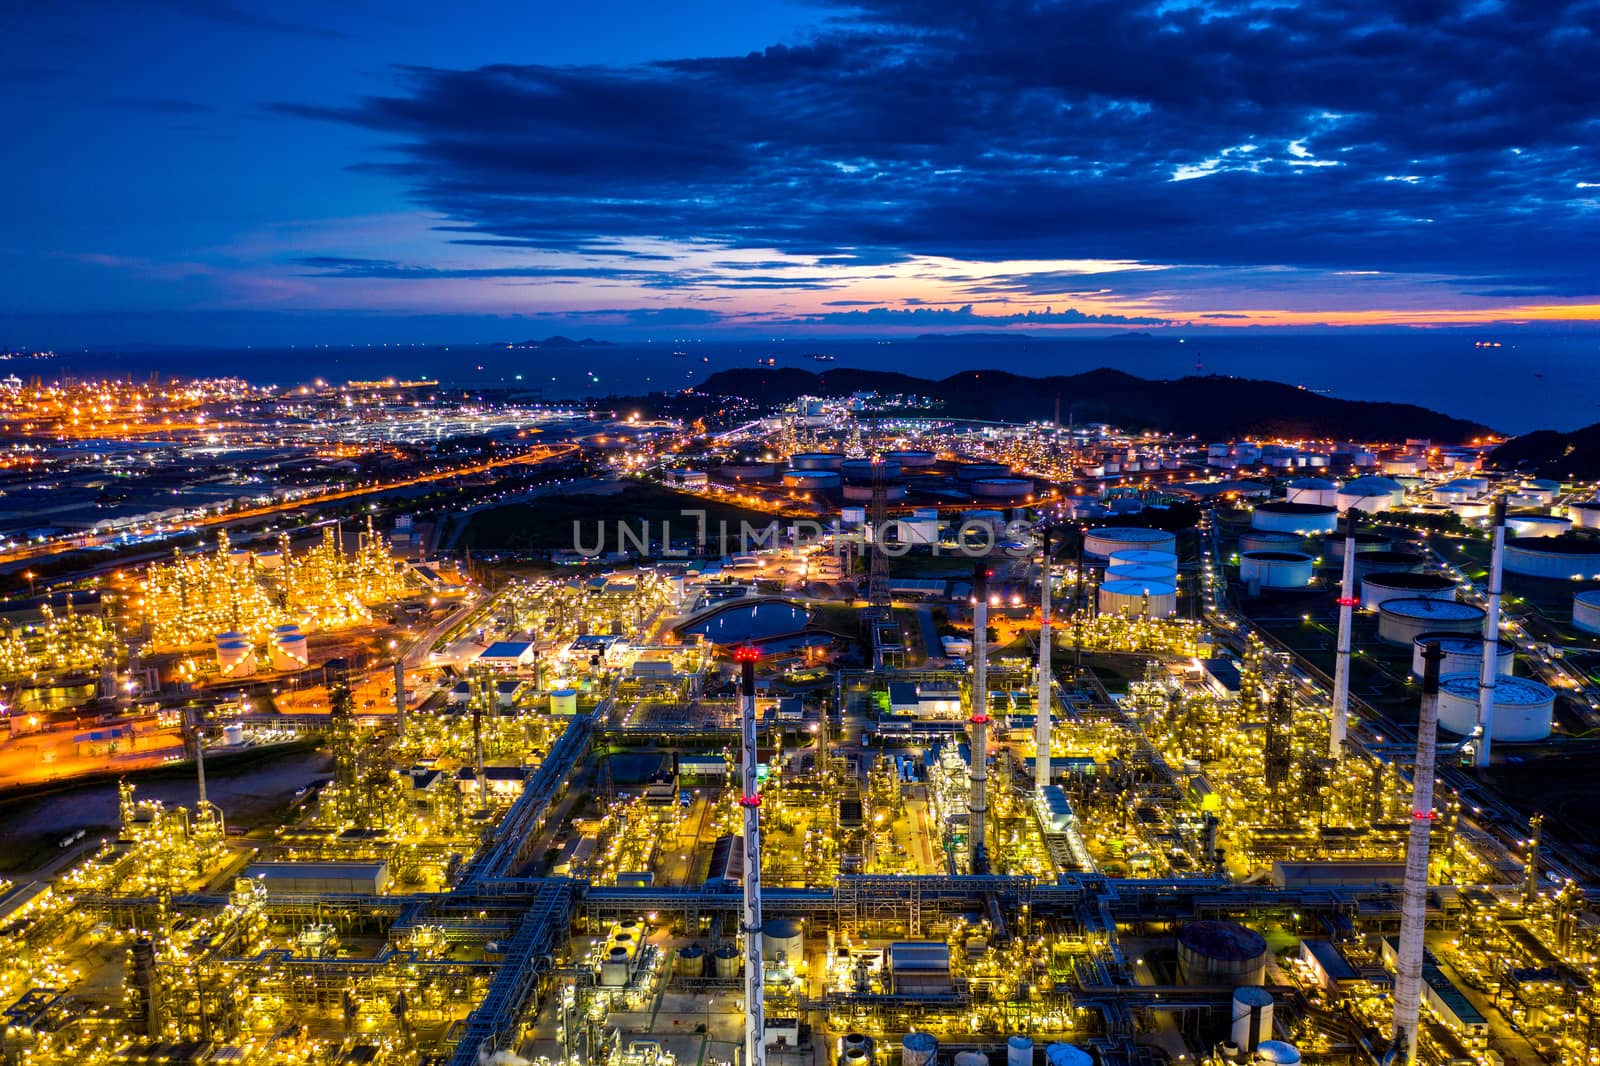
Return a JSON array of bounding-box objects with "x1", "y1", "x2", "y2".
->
[{"x1": 3, "y1": 0, "x2": 1600, "y2": 347}]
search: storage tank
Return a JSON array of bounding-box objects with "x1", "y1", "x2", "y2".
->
[
  {"x1": 842, "y1": 482, "x2": 906, "y2": 502},
  {"x1": 1520, "y1": 479, "x2": 1560, "y2": 505},
  {"x1": 1412, "y1": 634, "x2": 1514, "y2": 679},
  {"x1": 677, "y1": 943, "x2": 705, "y2": 978},
  {"x1": 1177, "y1": 921, "x2": 1268, "y2": 986},
  {"x1": 1504, "y1": 536, "x2": 1600, "y2": 580},
  {"x1": 1337, "y1": 476, "x2": 1405, "y2": 514},
  {"x1": 1099, "y1": 579, "x2": 1177, "y2": 618},
  {"x1": 1007, "y1": 1036, "x2": 1033, "y2": 1066},
  {"x1": 1574, "y1": 589, "x2": 1600, "y2": 635},
  {"x1": 550, "y1": 689, "x2": 578, "y2": 715},
  {"x1": 1507, "y1": 514, "x2": 1572, "y2": 538},
  {"x1": 886, "y1": 450, "x2": 937, "y2": 468},
  {"x1": 1284, "y1": 477, "x2": 1337, "y2": 507},
  {"x1": 1238, "y1": 551, "x2": 1314, "y2": 589},
  {"x1": 1045, "y1": 1048, "x2": 1091, "y2": 1066},
  {"x1": 953, "y1": 461, "x2": 1009, "y2": 482},
  {"x1": 1252, "y1": 502, "x2": 1338, "y2": 535},
  {"x1": 1377, "y1": 598, "x2": 1485, "y2": 645},
  {"x1": 1449, "y1": 499, "x2": 1492, "y2": 521},
  {"x1": 1231, "y1": 986, "x2": 1274, "y2": 1052},
  {"x1": 1254, "y1": 1042, "x2": 1301, "y2": 1066},
  {"x1": 1084, "y1": 527, "x2": 1177, "y2": 559},
  {"x1": 902, "y1": 1034, "x2": 938, "y2": 1066},
  {"x1": 270, "y1": 630, "x2": 310, "y2": 672},
  {"x1": 1360, "y1": 571, "x2": 1455, "y2": 611},
  {"x1": 1569, "y1": 501, "x2": 1600, "y2": 530},
  {"x1": 790, "y1": 452, "x2": 845, "y2": 471},
  {"x1": 1437, "y1": 673, "x2": 1554, "y2": 741},
  {"x1": 1239, "y1": 530, "x2": 1305, "y2": 554},
  {"x1": 223, "y1": 722, "x2": 246, "y2": 746},
  {"x1": 840, "y1": 1034, "x2": 876, "y2": 1066},
  {"x1": 1108, "y1": 548, "x2": 1179, "y2": 568},
  {"x1": 1352, "y1": 550, "x2": 1425, "y2": 581},
  {"x1": 762, "y1": 917, "x2": 803, "y2": 966},
  {"x1": 721, "y1": 461, "x2": 777, "y2": 481},
  {"x1": 216, "y1": 639, "x2": 256, "y2": 677},
  {"x1": 1106, "y1": 563, "x2": 1178, "y2": 583},
  {"x1": 1327, "y1": 530, "x2": 1390, "y2": 560},
  {"x1": 841, "y1": 458, "x2": 902, "y2": 482},
  {"x1": 713, "y1": 944, "x2": 739, "y2": 979},
  {"x1": 783, "y1": 470, "x2": 842, "y2": 491},
  {"x1": 951, "y1": 1053, "x2": 987, "y2": 1066},
  {"x1": 970, "y1": 477, "x2": 1035, "y2": 500}
]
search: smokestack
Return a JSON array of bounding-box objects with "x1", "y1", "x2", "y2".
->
[
  {"x1": 190, "y1": 708, "x2": 208, "y2": 808},
  {"x1": 1393, "y1": 643, "x2": 1444, "y2": 1065},
  {"x1": 1036, "y1": 530, "x2": 1053, "y2": 791},
  {"x1": 735, "y1": 646, "x2": 765, "y2": 1066},
  {"x1": 1330, "y1": 512, "x2": 1359, "y2": 757},
  {"x1": 970, "y1": 565, "x2": 991, "y2": 874},
  {"x1": 1476, "y1": 496, "x2": 1507, "y2": 769},
  {"x1": 393, "y1": 659, "x2": 406, "y2": 731}
]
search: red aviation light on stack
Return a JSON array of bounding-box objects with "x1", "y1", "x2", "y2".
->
[
  {"x1": 1336, "y1": 596, "x2": 1359, "y2": 607},
  {"x1": 733, "y1": 646, "x2": 761, "y2": 663}
]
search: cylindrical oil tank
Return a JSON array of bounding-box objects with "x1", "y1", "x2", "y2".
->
[
  {"x1": 959, "y1": 509, "x2": 1006, "y2": 534},
  {"x1": 1360, "y1": 571, "x2": 1455, "y2": 611},
  {"x1": 952, "y1": 1053, "x2": 988, "y2": 1066},
  {"x1": 1574, "y1": 589, "x2": 1600, "y2": 634},
  {"x1": 713, "y1": 944, "x2": 739, "y2": 979},
  {"x1": 841, "y1": 458, "x2": 902, "y2": 482},
  {"x1": 254, "y1": 550, "x2": 283, "y2": 570},
  {"x1": 886, "y1": 450, "x2": 937, "y2": 468},
  {"x1": 1327, "y1": 530, "x2": 1390, "y2": 560},
  {"x1": 223, "y1": 722, "x2": 246, "y2": 745},
  {"x1": 1177, "y1": 921, "x2": 1268, "y2": 986},
  {"x1": 902, "y1": 1035, "x2": 938, "y2": 1066},
  {"x1": 1007, "y1": 1036, "x2": 1033, "y2": 1066},
  {"x1": 550, "y1": 689, "x2": 578, "y2": 715},
  {"x1": 1254, "y1": 1042, "x2": 1301, "y2": 1066},
  {"x1": 1239, "y1": 530, "x2": 1304, "y2": 554},
  {"x1": 1504, "y1": 536, "x2": 1600, "y2": 580},
  {"x1": 1449, "y1": 499, "x2": 1491, "y2": 520},
  {"x1": 971, "y1": 477, "x2": 1035, "y2": 500},
  {"x1": 270, "y1": 632, "x2": 310, "y2": 672},
  {"x1": 1337, "y1": 476, "x2": 1405, "y2": 513},
  {"x1": 762, "y1": 917, "x2": 803, "y2": 966},
  {"x1": 1108, "y1": 548, "x2": 1178, "y2": 568},
  {"x1": 783, "y1": 469, "x2": 842, "y2": 491},
  {"x1": 214, "y1": 630, "x2": 246, "y2": 645},
  {"x1": 1045, "y1": 1048, "x2": 1091, "y2": 1066},
  {"x1": 840, "y1": 1034, "x2": 875, "y2": 1066},
  {"x1": 1520, "y1": 479, "x2": 1560, "y2": 504},
  {"x1": 677, "y1": 943, "x2": 705, "y2": 978},
  {"x1": 1084, "y1": 527, "x2": 1177, "y2": 559},
  {"x1": 790, "y1": 452, "x2": 845, "y2": 471},
  {"x1": 1107, "y1": 563, "x2": 1178, "y2": 583},
  {"x1": 842, "y1": 482, "x2": 907, "y2": 502},
  {"x1": 1284, "y1": 478, "x2": 1337, "y2": 507},
  {"x1": 953, "y1": 461, "x2": 1009, "y2": 482},
  {"x1": 1099, "y1": 579, "x2": 1177, "y2": 618},
  {"x1": 1377, "y1": 598, "x2": 1485, "y2": 645},
  {"x1": 1238, "y1": 551, "x2": 1314, "y2": 589},
  {"x1": 842, "y1": 1051, "x2": 872, "y2": 1066},
  {"x1": 1507, "y1": 514, "x2": 1571, "y2": 538},
  {"x1": 1352, "y1": 550, "x2": 1424, "y2": 581},
  {"x1": 1438, "y1": 673, "x2": 1554, "y2": 741},
  {"x1": 1231, "y1": 986, "x2": 1274, "y2": 1051},
  {"x1": 216, "y1": 639, "x2": 256, "y2": 676},
  {"x1": 721, "y1": 461, "x2": 777, "y2": 481},
  {"x1": 1412, "y1": 634, "x2": 1514, "y2": 679},
  {"x1": 1252, "y1": 502, "x2": 1338, "y2": 535},
  {"x1": 1569, "y1": 501, "x2": 1600, "y2": 530}
]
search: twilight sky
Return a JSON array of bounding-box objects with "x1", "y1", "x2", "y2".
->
[{"x1": 4, "y1": 0, "x2": 1600, "y2": 346}]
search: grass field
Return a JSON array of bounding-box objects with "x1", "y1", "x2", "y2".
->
[{"x1": 461, "y1": 482, "x2": 775, "y2": 551}]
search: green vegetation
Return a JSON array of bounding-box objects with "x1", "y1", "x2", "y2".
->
[{"x1": 460, "y1": 482, "x2": 774, "y2": 551}]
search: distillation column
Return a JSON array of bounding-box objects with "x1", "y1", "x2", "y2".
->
[
  {"x1": 189, "y1": 707, "x2": 208, "y2": 808},
  {"x1": 1475, "y1": 496, "x2": 1507, "y2": 769},
  {"x1": 1036, "y1": 531, "x2": 1053, "y2": 791},
  {"x1": 1393, "y1": 644, "x2": 1444, "y2": 1065},
  {"x1": 970, "y1": 566, "x2": 990, "y2": 874},
  {"x1": 1330, "y1": 514, "x2": 1358, "y2": 757},
  {"x1": 394, "y1": 659, "x2": 406, "y2": 731},
  {"x1": 736, "y1": 646, "x2": 765, "y2": 1066}
]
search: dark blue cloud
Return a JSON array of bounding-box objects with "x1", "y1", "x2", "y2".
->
[{"x1": 273, "y1": 0, "x2": 1600, "y2": 294}]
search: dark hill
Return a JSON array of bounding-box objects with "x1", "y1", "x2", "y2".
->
[
  {"x1": 697, "y1": 366, "x2": 1491, "y2": 441},
  {"x1": 1487, "y1": 422, "x2": 1600, "y2": 480}
]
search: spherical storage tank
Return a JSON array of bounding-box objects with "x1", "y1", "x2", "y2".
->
[
  {"x1": 1378, "y1": 598, "x2": 1484, "y2": 645},
  {"x1": 1413, "y1": 634, "x2": 1514, "y2": 679},
  {"x1": 1239, "y1": 530, "x2": 1305, "y2": 554},
  {"x1": 783, "y1": 469, "x2": 842, "y2": 491},
  {"x1": 1252, "y1": 502, "x2": 1338, "y2": 535},
  {"x1": 1107, "y1": 563, "x2": 1178, "y2": 583},
  {"x1": 1284, "y1": 477, "x2": 1337, "y2": 508},
  {"x1": 1177, "y1": 921, "x2": 1268, "y2": 986},
  {"x1": 1507, "y1": 514, "x2": 1571, "y2": 539},
  {"x1": 1337, "y1": 476, "x2": 1405, "y2": 514},
  {"x1": 1437, "y1": 673, "x2": 1554, "y2": 742},
  {"x1": 1099, "y1": 579, "x2": 1177, "y2": 618},
  {"x1": 1109, "y1": 548, "x2": 1179, "y2": 568},
  {"x1": 970, "y1": 477, "x2": 1035, "y2": 500},
  {"x1": 1569, "y1": 501, "x2": 1600, "y2": 530},
  {"x1": 1085, "y1": 527, "x2": 1177, "y2": 559},
  {"x1": 789, "y1": 451, "x2": 845, "y2": 471},
  {"x1": 1238, "y1": 551, "x2": 1314, "y2": 589},
  {"x1": 1360, "y1": 571, "x2": 1455, "y2": 611},
  {"x1": 1574, "y1": 589, "x2": 1600, "y2": 635},
  {"x1": 1504, "y1": 535, "x2": 1600, "y2": 580}
]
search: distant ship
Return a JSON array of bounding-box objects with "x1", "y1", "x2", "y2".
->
[
  {"x1": 672, "y1": 350, "x2": 689, "y2": 358},
  {"x1": 1473, "y1": 341, "x2": 1503, "y2": 348},
  {"x1": 756, "y1": 356, "x2": 777, "y2": 367},
  {"x1": 806, "y1": 353, "x2": 836, "y2": 362}
]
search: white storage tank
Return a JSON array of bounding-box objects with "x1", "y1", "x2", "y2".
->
[
  {"x1": 1504, "y1": 536, "x2": 1600, "y2": 580},
  {"x1": 1437, "y1": 673, "x2": 1554, "y2": 742},
  {"x1": 902, "y1": 1035, "x2": 938, "y2": 1066},
  {"x1": 1099, "y1": 579, "x2": 1177, "y2": 618},
  {"x1": 1569, "y1": 501, "x2": 1600, "y2": 530},
  {"x1": 270, "y1": 631, "x2": 310, "y2": 672},
  {"x1": 1045, "y1": 1048, "x2": 1091, "y2": 1066},
  {"x1": 1106, "y1": 563, "x2": 1178, "y2": 583},
  {"x1": 790, "y1": 452, "x2": 845, "y2": 471},
  {"x1": 1251, "y1": 502, "x2": 1338, "y2": 535},
  {"x1": 1284, "y1": 477, "x2": 1337, "y2": 508},
  {"x1": 1084, "y1": 527, "x2": 1177, "y2": 559},
  {"x1": 1238, "y1": 551, "x2": 1314, "y2": 589},
  {"x1": 1412, "y1": 634, "x2": 1514, "y2": 679},
  {"x1": 1231, "y1": 986, "x2": 1274, "y2": 1052},
  {"x1": 1108, "y1": 548, "x2": 1178, "y2": 568},
  {"x1": 1254, "y1": 1042, "x2": 1300, "y2": 1066},
  {"x1": 885, "y1": 450, "x2": 937, "y2": 468},
  {"x1": 216, "y1": 639, "x2": 256, "y2": 677},
  {"x1": 951, "y1": 1054, "x2": 987, "y2": 1066},
  {"x1": 1337, "y1": 476, "x2": 1405, "y2": 514},
  {"x1": 1007, "y1": 1036, "x2": 1033, "y2": 1066},
  {"x1": 1574, "y1": 589, "x2": 1600, "y2": 634},
  {"x1": 1521, "y1": 479, "x2": 1560, "y2": 505},
  {"x1": 1507, "y1": 514, "x2": 1572, "y2": 538},
  {"x1": 1327, "y1": 531, "x2": 1390, "y2": 560},
  {"x1": 713, "y1": 944, "x2": 739, "y2": 979},
  {"x1": 762, "y1": 917, "x2": 803, "y2": 967},
  {"x1": 1239, "y1": 530, "x2": 1304, "y2": 554},
  {"x1": 1360, "y1": 571, "x2": 1455, "y2": 611},
  {"x1": 223, "y1": 722, "x2": 246, "y2": 746},
  {"x1": 970, "y1": 477, "x2": 1035, "y2": 500},
  {"x1": 550, "y1": 689, "x2": 579, "y2": 715},
  {"x1": 1377, "y1": 598, "x2": 1485, "y2": 645}
]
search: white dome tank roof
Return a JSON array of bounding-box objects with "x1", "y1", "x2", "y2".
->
[
  {"x1": 1340, "y1": 476, "x2": 1404, "y2": 495},
  {"x1": 1439, "y1": 673, "x2": 1552, "y2": 705}
]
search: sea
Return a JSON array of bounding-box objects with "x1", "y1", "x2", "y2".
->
[{"x1": 18, "y1": 331, "x2": 1600, "y2": 435}]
